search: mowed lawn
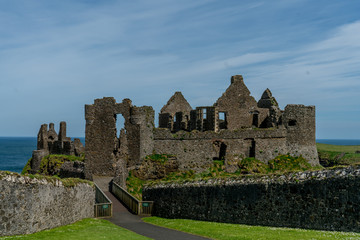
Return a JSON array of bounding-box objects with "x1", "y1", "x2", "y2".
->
[
  {"x1": 2, "y1": 217, "x2": 360, "y2": 240},
  {"x1": 143, "y1": 217, "x2": 360, "y2": 240},
  {"x1": 0, "y1": 218, "x2": 150, "y2": 240}
]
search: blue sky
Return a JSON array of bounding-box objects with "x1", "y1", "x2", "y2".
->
[{"x1": 0, "y1": 0, "x2": 359, "y2": 139}]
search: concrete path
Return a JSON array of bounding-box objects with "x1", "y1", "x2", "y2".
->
[{"x1": 93, "y1": 176, "x2": 210, "y2": 240}]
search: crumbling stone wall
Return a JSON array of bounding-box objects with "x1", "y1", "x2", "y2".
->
[
  {"x1": 283, "y1": 104, "x2": 318, "y2": 165},
  {"x1": 84, "y1": 74, "x2": 319, "y2": 180},
  {"x1": 30, "y1": 122, "x2": 84, "y2": 173},
  {"x1": 159, "y1": 91, "x2": 192, "y2": 131},
  {"x1": 214, "y1": 75, "x2": 269, "y2": 130},
  {"x1": 153, "y1": 128, "x2": 290, "y2": 170},
  {"x1": 84, "y1": 97, "x2": 154, "y2": 179},
  {"x1": 143, "y1": 166, "x2": 360, "y2": 232},
  {"x1": 0, "y1": 172, "x2": 94, "y2": 237}
]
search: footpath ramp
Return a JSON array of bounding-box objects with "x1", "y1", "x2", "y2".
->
[{"x1": 93, "y1": 176, "x2": 210, "y2": 240}]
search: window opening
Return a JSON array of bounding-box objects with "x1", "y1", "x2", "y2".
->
[
  {"x1": 288, "y1": 119, "x2": 297, "y2": 126},
  {"x1": 219, "y1": 112, "x2": 227, "y2": 129},
  {"x1": 203, "y1": 108, "x2": 207, "y2": 119},
  {"x1": 115, "y1": 114, "x2": 125, "y2": 138}
]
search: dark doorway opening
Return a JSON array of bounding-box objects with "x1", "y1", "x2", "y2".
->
[
  {"x1": 249, "y1": 139, "x2": 256, "y2": 158},
  {"x1": 219, "y1": 143, "x2": 227, "y2": 160},
  {"x1": 213, "y1": 142, "x2": 227, "y2": 160},
  {"x1": 252, "y1": 113, "x2": 259, "y2": 127}
]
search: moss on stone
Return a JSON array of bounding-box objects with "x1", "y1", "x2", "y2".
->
[
  {"x1": 21, "y1": 158, "x2": 32, "y2": 175},
  {"x1": 238, "y1": 157, "x2": 268, "y2": 174},
  {"x1": 22, "y1": 154, "x2": 85, "y2": 175},
  {"x1": 0, "y1": 170, "x2": 93, "y2": 188},
  {"x1": 268, "y1": 155, "x2": 312, "y2": 172},
  {"x1": 144, "y1": 154, "x2": 175, "y2": 164}
]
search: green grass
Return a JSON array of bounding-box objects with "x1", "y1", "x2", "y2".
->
[
  {"x1": 126, "y1": 171, "x2": 146, "y2": 200},
  {"x1": 22, "y1": 154, "x2": 85, "y2": 175},
  {"x1": 317, "y1": 143, "x2": 360, "y2": 166},
  {"x1": 268, "y1": 155, "x2": 313, "y2": 172},
  {"x1": 143, "y1": 217, "x2": 360, "y2": 240},
  {"x1": 0, "y1": 218, "x2": 150, "y2": 240},
  {"x1": 21, "y1": 158, "x2": 32, "y2": 174},
  {"x1": 144, "y1": 154, "x2": 176, "y2": 164},
  {"x1": 128, "y1": 156, "x2": 318, "y2": 200},
  {"x1": 317, "y1": 143, "x2": 360, "y2": 153}
]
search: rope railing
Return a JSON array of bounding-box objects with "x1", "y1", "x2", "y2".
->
[
  {"x1": 94, "y1": 183, "x2": 112, "y2": 218},
  {"x1": 111, "y1": 182, "x2": 153, "y2": 216}
]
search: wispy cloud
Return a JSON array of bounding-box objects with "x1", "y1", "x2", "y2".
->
[{"x1": 0, "y1": 0, "x2": 359, "y2": 138}]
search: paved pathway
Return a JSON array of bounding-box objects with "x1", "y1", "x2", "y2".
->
[{"x1": 93, "y1": 176, "x2": 210, "y2": 240}]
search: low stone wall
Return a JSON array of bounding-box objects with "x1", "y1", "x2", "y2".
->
[
  {"x1": 143, "y1": 166, "x2": 360, "y2": 232},
  {"x1": 0, "y1": 172, "x2": 95, "y2": 237}
]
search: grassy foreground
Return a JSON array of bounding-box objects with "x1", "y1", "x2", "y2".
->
[
  {"x1": 0, "y1": 218, "x2": 150, "y2": 240},
  {"x1": 143, "y1": 217, "x2": 360, "y2": 240}
]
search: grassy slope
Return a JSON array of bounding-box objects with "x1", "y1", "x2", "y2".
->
[
  {"x1": 0, "y1": 218, "x2": 150, "y2": 240},
  {"x1": 143, "y1": 217, "x2": 360, "y2": 240},
  {"x1": 128, "y1": 155, "x2": 320, "y2": 200},
  {"x1": 317, "y1": 143, "x2": 360, "y2": 166},
  {"x1": 316, "y1": 143, "x2": 360, "y2": 153},
  {"x1": 22, "y1": 154, "x2": 85, "y2": 175}
]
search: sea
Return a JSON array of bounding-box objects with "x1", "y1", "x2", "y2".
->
[
  {"x1": 0, "y1": 137, "x2": 359, "y2": 174},
  {"x1": 0, "y1": 137, "x2": 85, "y2": 174}
]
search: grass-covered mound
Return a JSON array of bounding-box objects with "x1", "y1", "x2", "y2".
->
[
  {"x1": 127, "y1": 155, "x2": 319, "y2": 200},
  {"x1": 238, "y1": 157, "x2": 268, "y2": 174},
  {"x1": 268, "y1": 155, "x2": 312, "y2": 172},
  {"x1": 22, "y1": 154, "x2": 85, "y2": 176},
  {"x1": 317, "y1": 143, "x2": 360, "y2": 167}
]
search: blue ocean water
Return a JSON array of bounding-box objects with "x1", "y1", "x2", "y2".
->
[
  {"x1": 0, "y1": 137, "x2": 85, "y2": 174},
  {"x1": 316, "y1": 139, "x2": 360, "y2": 146},
  {"x1": 0, "y1": 137, "x2": 36, "y2": 173}
]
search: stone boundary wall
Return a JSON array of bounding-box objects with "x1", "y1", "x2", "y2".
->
[
  {"x1": 0, "y1": 172, "x2": 95, "y2": 237},
  {"x1": 143, "y1": 166, "x2": 360, "y2": 232}
]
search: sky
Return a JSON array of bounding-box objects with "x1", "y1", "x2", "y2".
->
[{"x1": 0, "y1": 0, "x2": 359, "y2": 139}]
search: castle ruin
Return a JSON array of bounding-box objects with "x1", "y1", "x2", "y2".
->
[
  {"x1": 84, "y1": 75, "x2": 319, "y2": 179},
  {"x1": 30, "y1": 122, "x2": 84, "y2": 174}
]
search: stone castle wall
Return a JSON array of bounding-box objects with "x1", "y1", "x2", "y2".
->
[
  {"x1": 0, "y1": 172, "x2": 94, "y2": 237},
  {"x1": 143, "y1": 166, "x2": 360, "y2": 232},
  {"x1": 85, "y1": 97, "x2": 154, "y2": 178},
  {"x1": 84, "y1": 75, "x2": 319, "y2": 180},
  {"x1": 153, "y1": 128, "x2": 292, "y2": 170}
]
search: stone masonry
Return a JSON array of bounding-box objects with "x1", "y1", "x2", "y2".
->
[
  {"x1": 0, "y1": 172, "x2": 94, "y2": 237},
  {"x1": 84, "y1": 75, "x2": 319, "y2": 181},
  {"x1": 30, "y1": 122, "x2": 84, "y2": 173},
  {"x1": 143, "y1": 166, "x2": 360, "y2": 232}
]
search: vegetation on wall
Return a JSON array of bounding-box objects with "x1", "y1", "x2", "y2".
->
[
  {"x1": 126, "y1": 154, "x2": 320, "y2": 200},
  {"x1": 144, "y1": 154, "x2": 175, "y2": 164},
  {"x1": 21, "y1": 154, "x2": 85, "y2": 175},
  {"x1": 0, "y1": 170, "x2": 93, "y2": 188}
]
